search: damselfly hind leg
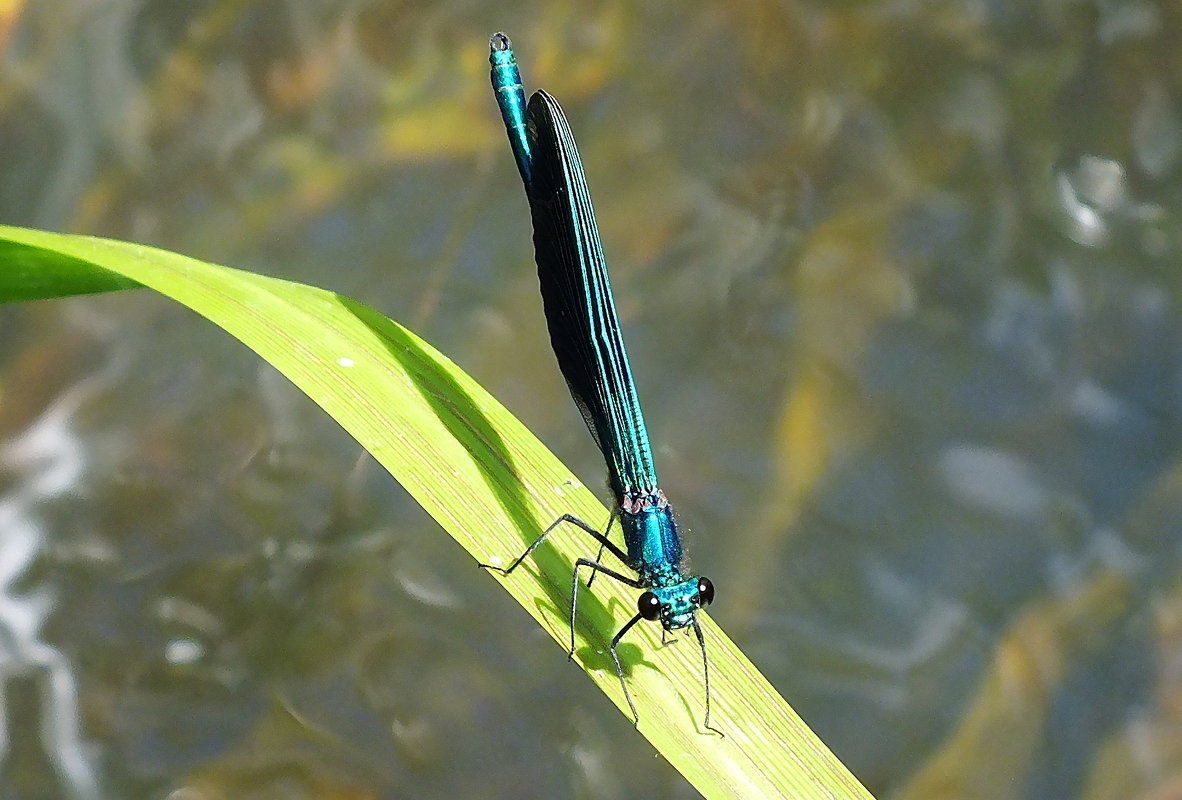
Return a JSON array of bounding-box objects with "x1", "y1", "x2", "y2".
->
[
  {"x1": 478, "y1": 513, "x2": 641, "y2": 658},
  {"x1": 569, "y1": 558, "x2": 644, "y2": 658},
  {"x1": 479, "y1": 514, "x2": 657, "y2": 727},
  {"x1": 585, "y1": 509, "x2": 619, "y2": 588},
  {"x1": 477, "y1": 513, "x2": 622, "y2": 576}
]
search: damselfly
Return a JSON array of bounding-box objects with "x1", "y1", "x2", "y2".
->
[{"x1": 482, "y1": 32, "x2": 719, "y2": 735}]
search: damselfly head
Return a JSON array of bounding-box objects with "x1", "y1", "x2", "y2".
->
[{"x1": 639, "y1": 576, "x2": 715, "y2": 630}]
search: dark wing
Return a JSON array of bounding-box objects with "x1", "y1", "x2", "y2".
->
[{"x1": 524, "y1": 90, "x2": 658, "y2": 499}]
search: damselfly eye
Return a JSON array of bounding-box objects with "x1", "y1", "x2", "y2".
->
[
  {"x1": 697, "y1": 578, "x2": 715, "y2": 608},
  {"x1": 637, "y1": 591, "x2": 661, "y2": 621}
]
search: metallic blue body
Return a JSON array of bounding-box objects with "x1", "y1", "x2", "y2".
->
[
  {"x1": 621, "y1": 494, "x2": 683, "y2": 586},
  {"x1": 489, "y1": 33, "x2": 532, "y2": 187},
  {"x1": 485, "y1": 33, "x2": 717, "y2": 732}
]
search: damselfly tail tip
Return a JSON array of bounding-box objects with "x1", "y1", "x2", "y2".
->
[{"x1": 490, "y1": 32, "x2": 512, "y2": 53}]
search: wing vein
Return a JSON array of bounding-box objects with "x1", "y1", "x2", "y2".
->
[{"x1": 524, "y1": 90, "x2": 658, "y2": 498}]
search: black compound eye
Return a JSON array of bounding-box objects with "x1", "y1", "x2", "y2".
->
[
  {"x1": 697, "y1": 577, "x2": 715, "y2": 608},
  {"x1": 637, "y1": 591, "x2": 661, "y2": 620}
]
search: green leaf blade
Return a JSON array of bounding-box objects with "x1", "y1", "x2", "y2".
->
[{"x1": 0, "y1": 224, "x2": 875, "y2": 800}]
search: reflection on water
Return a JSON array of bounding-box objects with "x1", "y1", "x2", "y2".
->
[
  {"x1": 1, "y1": 376, "x2": 103, "y2": 798},
  {"x1": 2, "y1": 0, "x2": 1182, "y2": 798}
]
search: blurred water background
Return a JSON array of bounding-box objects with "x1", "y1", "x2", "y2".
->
[{"x1": 1, "y1": 1, "x2": 1181, "y2": 798}]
